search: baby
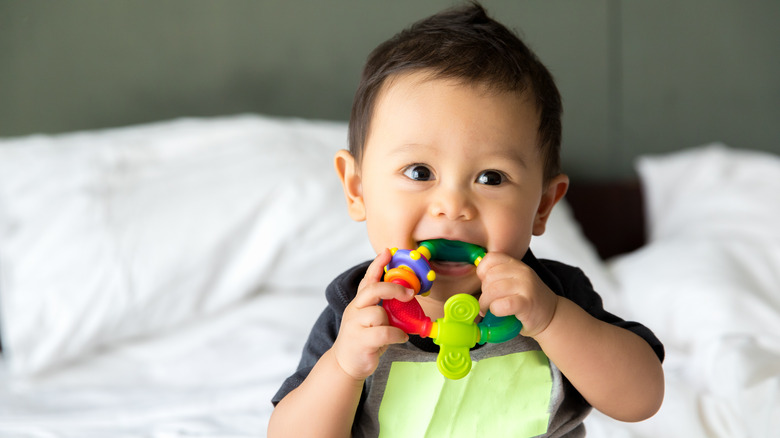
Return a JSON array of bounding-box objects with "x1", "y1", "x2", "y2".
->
[{"x1": 269, "y1": 3, "x2": 664, "y2": 437}]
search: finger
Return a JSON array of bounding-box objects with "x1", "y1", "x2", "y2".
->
[
  {"x1": 478, "y1": 256, "x2": 536, "y2": 316},
  {"x1": 352, "y1": 281, "x2": 415, "y2": 309},
  {"x1": 475, "y1": 252, "x2": 515, "y2": 280},
  {"x1": 488, "y1": 294, "x2": 527, "y2": 318},
  {"x1": 366, "y1": 325, "x2": 409, "y2": 346},
  {"x1": 361, "y1": 248, "x2": 393, "y2": 285},
  {"x1": 356, "y1": 304, "x2": 391, "y2": 328},
  {"x1": 479, "y1": 254, "x2": 537, "y2": 294},
  {"x1": 351, "y1": 249, "x2": 395, "y2": 309},
  {"x1": 478, "y1": 275, "x2": 517, "y2": 315}
]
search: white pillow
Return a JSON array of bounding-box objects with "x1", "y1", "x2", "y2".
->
[
  {"x1": 0, "y1": 115, "x2": 374, "y2": 376},
  {"x1": 609, "y1": 144, "x2": 780, "y2": 350},
  {"x1": 639, "y1": 143, "x2": 780, "y2": 242}
]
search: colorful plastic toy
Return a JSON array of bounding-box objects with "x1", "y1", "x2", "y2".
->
[{"x1": 382, "y1": 239, "x2": 523, "y2": 379}]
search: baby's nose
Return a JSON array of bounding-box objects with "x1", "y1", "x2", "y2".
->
[{"x1": 428, "y1": 187, "x2": 476, "y2": 221}]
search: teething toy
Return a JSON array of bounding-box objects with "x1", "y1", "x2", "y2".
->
[{"x1": 382, "y1": 239, "x2": 523, "y2": 379}]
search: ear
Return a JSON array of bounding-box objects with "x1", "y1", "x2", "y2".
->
[
  {"x1": 334, "y1": 149, "x2": 366, "y2": 221},
  {"x1": 532, "y1": 173, "x2": 569, "y2": 236}
]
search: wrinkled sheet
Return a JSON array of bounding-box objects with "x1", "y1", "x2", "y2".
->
[{"x1": 0, "y1": 289, "x2": 326, "y2": 437}]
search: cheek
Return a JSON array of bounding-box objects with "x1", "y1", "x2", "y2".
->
[
  {"x1": 362, "y1": 184, "x2": 420, "y2": 248},
  {"x1": 363, "y1": 185, "x2": 405, "y2": 225},
  {"x1": 485, "y1": 202, "x2": 537, "y2": 256}
]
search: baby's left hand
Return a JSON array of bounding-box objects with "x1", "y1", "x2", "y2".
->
[{"x1": 476, "y1": 252, "x2": 559, "y2": 338}]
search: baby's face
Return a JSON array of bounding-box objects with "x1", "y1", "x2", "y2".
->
[{"x1": 352, "y1": 71, "x2": 558, "y2": 295}]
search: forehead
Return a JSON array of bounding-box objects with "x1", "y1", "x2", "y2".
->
[{"x1": 366, "y1": 71, "x2": 541, "y2": 163}]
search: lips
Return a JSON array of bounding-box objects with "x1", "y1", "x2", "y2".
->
[{"x1": 429, "y1": 260, "x2": 476, "y2": 277}]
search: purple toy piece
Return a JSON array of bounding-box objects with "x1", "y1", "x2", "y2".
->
[{"x1": 386, "y1": 248, "x2": 435, "y2": 295}]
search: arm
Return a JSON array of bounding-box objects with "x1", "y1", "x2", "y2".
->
[
  {"x1": 268, "y1": 349, "x2": 365, "y2": 438},
  {"x1": 477, "y1": 253, "x2": 664, "y2": 422},
  {"x1": 268, "y1": 250, "x2": 412, "y2": 437},
  {"x1": 533, "y1": 296, "x2": 664, "y2": 421}
]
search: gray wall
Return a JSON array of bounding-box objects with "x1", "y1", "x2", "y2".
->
[{"x1": 1, "y1": 0, "x2": 778, "y2": 179}]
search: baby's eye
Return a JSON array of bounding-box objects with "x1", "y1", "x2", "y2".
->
[
  {"x1": 403, "y1": 164, "x2": 434, "y2": 181},
  {"x1": 476, "y1": 170, "x2": 505, "y2": 186}
]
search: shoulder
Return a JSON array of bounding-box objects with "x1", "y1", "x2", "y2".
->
[
  {"x1": 535, "y1": 255, "x2": 610, "y2": 317},
  {"x1": 325, "y1": 260, "x2": 372, "y2": 312},
  {"x1": 531, "y1": 253, "x2": 666, "y2": 362},
  {"x1": 536, "y1": 258, "x2": 596, "y2": 298},
  {"x1": 522, "y1": 250, "x2": 594, "y2": 300},
  {"x1": 525, "y1": 251, "x2": 609, "y2": 325}
]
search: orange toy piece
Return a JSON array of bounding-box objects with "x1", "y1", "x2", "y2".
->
[{"x1": 384, "y1": 267, "x2": 422, "y2": 294}]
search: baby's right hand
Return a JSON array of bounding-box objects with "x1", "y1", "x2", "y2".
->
[{"x1": 332, "y1": 248, "x2": 413, "y2": 381}]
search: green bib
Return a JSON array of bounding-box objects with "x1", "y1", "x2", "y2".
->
[{"x1": 378, "y1": 350, "x2": 553, "y2": 437}]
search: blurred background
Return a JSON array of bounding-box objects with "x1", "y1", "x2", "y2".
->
[{"x1": 1, "y1": 0, "x2": 778, "y2": 179}]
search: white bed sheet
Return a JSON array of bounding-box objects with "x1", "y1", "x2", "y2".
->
[
  {"x1": 1, "y1": 116, "x2": 778, "y2": 438},
  {"x1": 0, "y1": 288, "x2": 327, "y2": 437}
]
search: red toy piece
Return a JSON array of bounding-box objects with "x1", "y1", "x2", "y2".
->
[{"x1": 382, "y1": 298, "x2": 434, "y2": 337}]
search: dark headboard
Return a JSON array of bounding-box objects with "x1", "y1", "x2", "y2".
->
[{"x1": 565, "y1": 180, "x2": 645, "y2": 260}]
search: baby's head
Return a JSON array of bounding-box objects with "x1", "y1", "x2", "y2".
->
[
  {"x1": 348, "y1": 2, "x2": 562, "y2": 183},
  {"x1": 337, "y1": 2, "x2": 569, "y2": 283}
]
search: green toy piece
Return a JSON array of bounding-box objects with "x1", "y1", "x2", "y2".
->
[{"x1": 432, "y1": 294, "x2": 482, "y2": 379}]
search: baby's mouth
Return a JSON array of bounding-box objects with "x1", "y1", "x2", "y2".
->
[
  {"x1": 428, "y1": 260, "x2": 476, "y2": 277},
  {"x1": 416, "y1": 239, "x2": 486, "y2": 276},
  {"x1": 417, "y1": 239, "x2": 486, "y2": 263}
]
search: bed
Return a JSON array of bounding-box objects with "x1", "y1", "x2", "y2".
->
[{"x1": 0, "y1": 114, "x2": 778, "y2": 437}]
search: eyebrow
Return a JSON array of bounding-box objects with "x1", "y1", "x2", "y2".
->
[
  {"x1": 388, "y1": 141, "x2": 531, "y2": 169},
  {"x1": 478, "y1": 143, "x2": 531, "y2": 170},
  {"x1": 385, "y1": 142, "x2": 429, "y2": 157}
]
